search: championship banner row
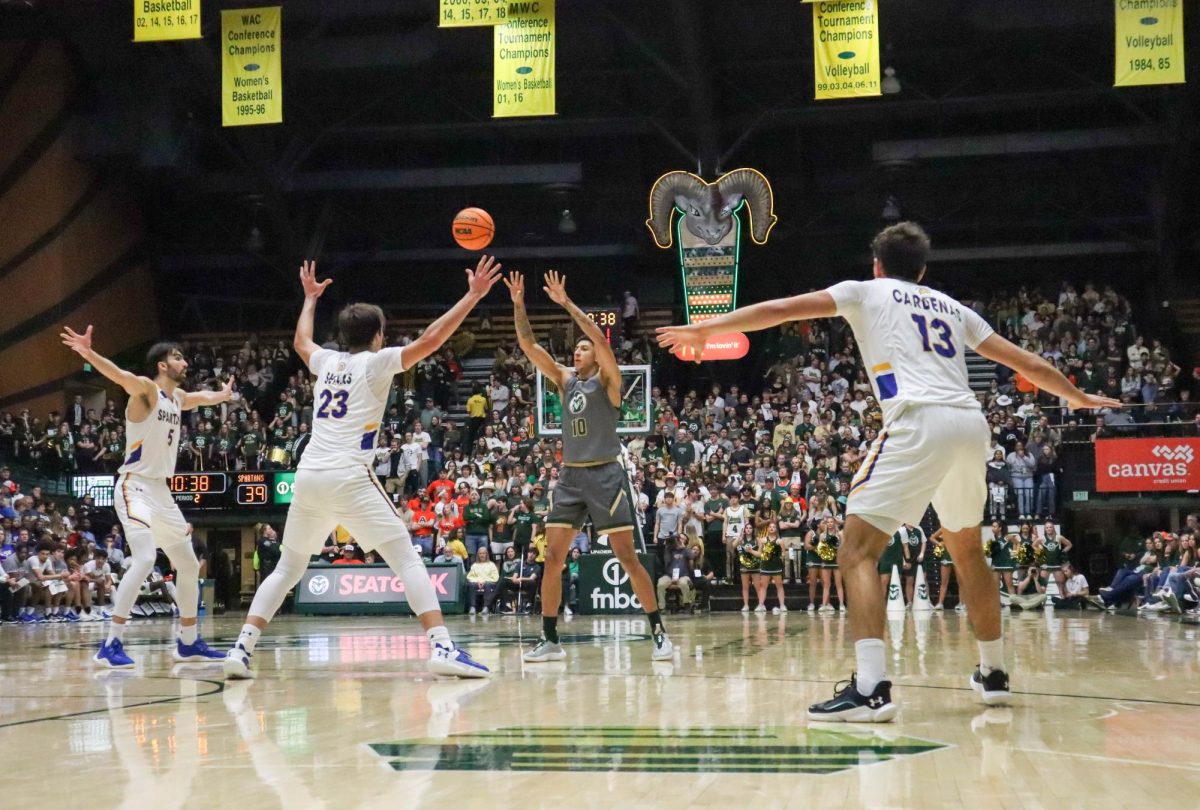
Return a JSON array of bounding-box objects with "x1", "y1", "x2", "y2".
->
[{"x1": 131, "y1": 1, "x2": 1183, "y2": 126}]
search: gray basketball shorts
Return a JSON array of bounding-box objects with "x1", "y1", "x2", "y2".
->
[{"x1": 545, "y1": 462, "x2": 636, "y2": 535}]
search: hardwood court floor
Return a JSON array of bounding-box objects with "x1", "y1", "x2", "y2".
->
[{"x1": 2, "y1": 609, "x2": 1199, "y2": 808}]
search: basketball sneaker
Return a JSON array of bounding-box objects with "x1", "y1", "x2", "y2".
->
[
  {"x1": 523, "y1": 638, "x2": 567, "y2": 663},
  {"x1": 429, "y1": 643, "x2": 491, "y2": 678},
  {"x1": 807, "y1": 674, "x2": 897, "y2": 723},
  {"x1": 223, "y1": 644, "x2": 255, "y2": 680},
  {"x1": 94, "y1": 639, "x2": 135, "y2": 669},
  {"x1": 174, "y1": 638, "x2": 225, "y2": 662},
  {"x1": 970, "y1": 666, "x2": 1013, "y2": 706},
  {"x1": 651, "y1": 628, "x2": 674, "y2": 661}
]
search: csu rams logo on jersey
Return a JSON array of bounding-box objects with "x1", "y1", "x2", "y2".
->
[{"x1": 568, "y1": 391, "x2": 587, "y2": 415}]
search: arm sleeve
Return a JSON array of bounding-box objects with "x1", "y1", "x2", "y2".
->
[
  {"x1": 960, "y1": 307, "x2": 996, "y2": 350},
  {"x1": 826, "y1": 280, "x2": 866, "y2": 318}
]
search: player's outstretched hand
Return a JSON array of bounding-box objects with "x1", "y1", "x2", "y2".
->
[
  {"x1": 542, "y1": 270, "x2": 569, "y2": 306},
  {"x1": 1067, "y1": 393, "x2": 1122, "y2": 411},
  {"x1": 300, "y1": 260, "x2": 332, "y2": 299},
  {"x1": 656, "y1": 324, "x2": 706, "y2": 363},
  {"x1": 467, "y1": 255, "x2": 502, "y2": 298},
  {"x1": 61, "y1": 325, "x2": 94, "y2": 357},
  {"x1": 222, "y1": 375, "x2": 241, "y2": 402},
  {"x1": 503, "y1": 271, "x2": 525, "y2": 303}
]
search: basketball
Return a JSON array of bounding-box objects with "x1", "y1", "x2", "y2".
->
[{"x1": 452, "y1": 207, "x2": 495, "y2": 250}]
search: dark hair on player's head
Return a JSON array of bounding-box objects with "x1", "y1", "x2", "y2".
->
[
  {"x1": 338, "y1": 303, "x2": 386, "y2": 351},
  {"x1": 871, "y1": 221, "x2": 931, "y2": 281},
  {"x1": 145, "y1": 342, "x2": 183, "y2": 376},
  {"x1": 575, "y1": 337, "x2": 594, "y2": 347}
]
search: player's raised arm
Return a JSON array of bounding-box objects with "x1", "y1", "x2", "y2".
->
[
  {"x1": 541, "y1": 270, "x2": 623, "y2": 404},
  {"x1": 504, "y1": 271, "x2": 570, "y2": 389},
  {"x1": 179, "y1": 376, "x2": 240, "y2": 412},
  {"x1": 402, "y1": 254, "x2": 502, "y2": 368},
  {"x1": 973, "y1": 333, "x2": 1121, "y2": 411},
  {"x1": 655, "y1": 290, "x2": 839, "y2": 361},
  {"x1": 61, "y1": 325, "x2": 156, "y2": 400},
  {"x1": 295, "y1": 259, "x2": 332, "y2": 369}
]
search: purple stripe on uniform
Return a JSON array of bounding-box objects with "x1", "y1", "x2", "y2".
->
[{"x1": 850, "y1": 431, "x2": 889, "y2": 495}]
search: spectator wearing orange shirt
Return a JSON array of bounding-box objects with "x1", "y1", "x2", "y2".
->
[
  {"x1": 332, "y1": 544, "x2": 364, "y2": 565},
  {"x1": 410, "y1": 496, "x2": 437, "y2": 559}
]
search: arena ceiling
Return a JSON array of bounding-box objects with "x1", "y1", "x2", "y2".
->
[{"x1": 3, "y1": 0, "x2": 1198, "y2": 324}]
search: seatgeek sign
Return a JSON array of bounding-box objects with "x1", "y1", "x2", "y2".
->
[
  {"x1": 297, "y1": 565, "x2": 461, "y2": 607},
  {"x1": 1095, "y1": 439, "x2": 1200, "y2": 492}
]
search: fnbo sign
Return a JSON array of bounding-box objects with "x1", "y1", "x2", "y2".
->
[{"x1": 577, "y1": 553, "x2": 652, "y2": 614}]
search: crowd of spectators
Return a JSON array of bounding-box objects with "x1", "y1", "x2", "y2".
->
[{"x1": 3, "y1": 280, "x2": 1199, "y2": 618}]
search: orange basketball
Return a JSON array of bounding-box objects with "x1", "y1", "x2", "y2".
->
[{"x1": 452, "y1": 207, "x2": 494, "y2": 250}]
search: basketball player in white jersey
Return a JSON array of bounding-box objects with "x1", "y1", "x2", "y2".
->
[
  {"x1": 658, "y1": 222, "x2": 1119, "y2": 721},
  {"x1": 223, "y1": 257, "x2": 501, "y2": 680},
  {"x1": 59, "y1": 329, "x2": 235, "y2": 668}
]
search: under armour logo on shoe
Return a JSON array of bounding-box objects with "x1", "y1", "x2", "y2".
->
[{"x1": 869, "y1": 696, "x2": 883, "y2": 708}]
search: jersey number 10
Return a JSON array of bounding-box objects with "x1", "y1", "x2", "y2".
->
[
  {"x1": 570, "y1": 417, "x2": 588, "y2": 438},
  {"x1": 911, "y1": 314, "x2": 957, "y2": 358}
]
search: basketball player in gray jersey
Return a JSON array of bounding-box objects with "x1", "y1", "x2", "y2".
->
[{"x1": 504, "y1": 270, "x2": 673, "y2": 662}]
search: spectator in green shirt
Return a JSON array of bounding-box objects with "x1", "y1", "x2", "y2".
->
[
  {"x1": 510, "y1": 499, "x2": 537, "y2": 553},
  {"x1": 462, "y1": 489, "x2": 495, "y2": 558}
]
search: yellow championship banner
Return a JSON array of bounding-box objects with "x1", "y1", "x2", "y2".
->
[
  {"x1": 133, "y1": 0, "x2": 201, "y2": 42},
  {"x1": 221, "y1": 6, "x2": 283, "y2": 127},
  {"x1": 493, "y1": 0, "x2": 556, "y2": 118},
  {"x1": 440, "y1": 0, "x2": 509, "y2": 27},
  {"x1": 1114, "y1": 0, "x2": 1185, "y2": 87},
  {"x1": 809, "y1": 0, "x2": 881, "y2": 100}
]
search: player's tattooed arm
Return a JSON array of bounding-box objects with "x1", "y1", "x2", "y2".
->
[
  {"x1": 504, "y1": 272, "x2": 569, "y2": 388},
  {"x1": 542, "y1": 270, "x2": 622, "y2": 406}
]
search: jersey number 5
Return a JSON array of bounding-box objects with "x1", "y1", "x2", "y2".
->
[
  {"x1": 316, "y1": 390, "x2": 349, "y2": 419},
  {"x1": 911, "y1": 314, "x2": 956, "y2": 358}
]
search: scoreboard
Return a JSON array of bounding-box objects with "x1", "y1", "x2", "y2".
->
[
  {"x1": 584, "y1": 307, "x2": 621, "y2": 346},
  {"x1": 167, "y1": 471, "x2": 295, "y2": 510}
]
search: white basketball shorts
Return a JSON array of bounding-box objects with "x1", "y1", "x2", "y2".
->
[
  {"x1": 282, "y1": 466, "x2": 413, "y2": 556},
  {"x1": 115, "y1": 473, "x2": 191, "y2": 553},
  {"x1": 846, "y1": 404, "x2": 989, "y2": 535}
]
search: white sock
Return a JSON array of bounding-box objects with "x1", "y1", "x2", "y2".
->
[
  {"x1": 237, "y1": 624, "x2": 262, "y2": 654},
  {"x1": 427, "y1": 625, "x2": 453, "y2": 650},
  {"x1": 179, "y1": 624, "x2": 198, "y2": 645},
  {"x1": 978, "y1": 637, "x2": 1004, "y2": 674},
  {"x1": 107, "y1": 622, "x2": 126, "y2": 643},
  {"x1": 855, "y1": 638, "x2": 887, "y2": 695}
]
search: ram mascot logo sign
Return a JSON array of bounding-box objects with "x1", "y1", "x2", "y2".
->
[{"x1": 645, "y1": 169, "x2": 776, "y2": 358}]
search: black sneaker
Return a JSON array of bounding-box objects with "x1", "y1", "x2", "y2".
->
[
  {"x1": 970, "y1": 666, "x2": 1013, "y2": 706},
  {"x1": 807, "y1": 674, "x2": 897, "y2": 723}
]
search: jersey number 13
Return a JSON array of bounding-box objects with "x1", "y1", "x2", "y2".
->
[{"x1": 911, "y1": 314, "x2": 957, "y2": 358}]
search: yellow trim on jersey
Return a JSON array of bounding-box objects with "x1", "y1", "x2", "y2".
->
[
  {"x1": 871, "y1": 362, "x2": 892, "y2": 373},
  {"x1": 564, "y1": 458, "x2": 619, "y2": 468},
  {"x1": 365, "y1": 468, "x2": 401, "y2": 519},
  {"x1": 128, "y1": 440, "x2": 143, "y2": 450},
  {"x1": 543, "y1": 522, "x2": 581, "y2": 530},
  {"x1": 119, "y1": 474, "x2": 152, "y2": 528},
  {"x1": 364, "y1": 423, "x2": 380, "y2": 431}
]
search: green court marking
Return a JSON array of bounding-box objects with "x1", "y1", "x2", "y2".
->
[{"x1": 369, "y1": 726, "x2": 947, "y2": 775}]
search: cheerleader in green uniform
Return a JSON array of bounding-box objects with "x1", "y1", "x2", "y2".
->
[
  {"x1": 878, "y1": 528, "x2": 905, "y2": 597},
  {"x1": 932, "y1": 527, "x2": 957, "y2": 611},
  {"x1": 1036, "y1": 521, "x2": 1073, "y2": 598},
  {"x1": 989, "y1": 520, "x2": 1016, "y2": 603},
  {"x1": 814, "y1": 517, "x2": 844, "y2": 613},
  {"x1": 757, "y1": 520, "x2": 787, "y2": 614},
  {"x1": 803, "y1": 523, "x2": 824, "y2": 612},
  {"x1": 737, "y1": 523, "x2": 762, "y2": 613},
  {"x1": 1012, "y1": 522, "x2": 1042, "y2": 595}
]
